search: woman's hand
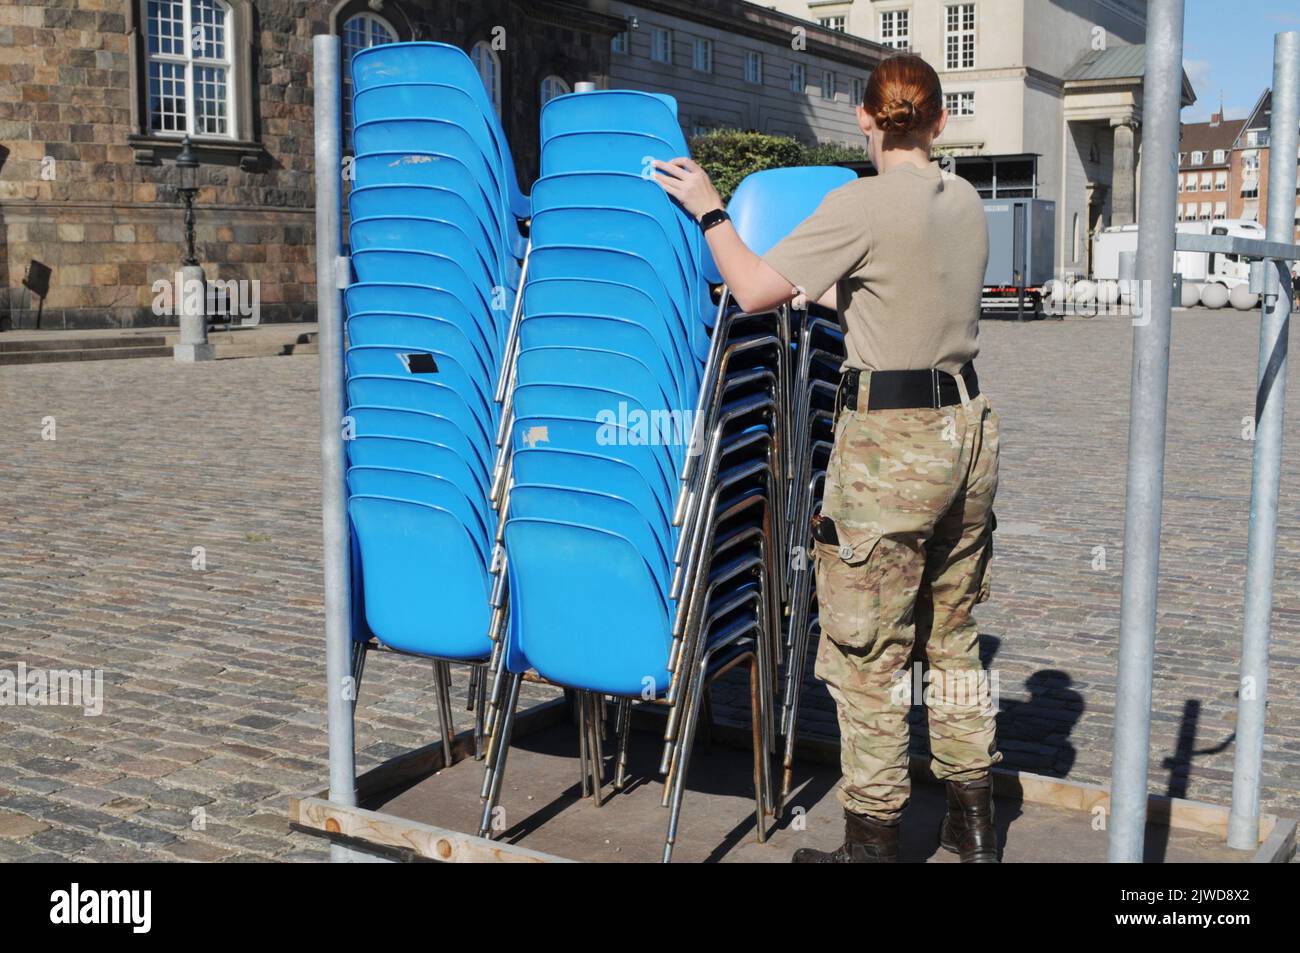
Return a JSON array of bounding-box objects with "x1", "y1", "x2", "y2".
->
[{"x1": 651, "y1": 158, "x2": 724, "y2": 220}]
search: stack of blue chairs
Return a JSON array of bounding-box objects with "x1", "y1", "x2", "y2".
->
[
  {"x1": 334, "y1": 42, "x2": 854, "y2": 861},
  {"x1": 342, "y1": 42, "x2": 528, "y2": 759},
  {"x1": 476, "y1": 90, "x2": 794, "y2": 861}
]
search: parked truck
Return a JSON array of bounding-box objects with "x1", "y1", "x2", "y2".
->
[{"x1": 1092, "y1": 218, "x2": 1265, "y2": 289}]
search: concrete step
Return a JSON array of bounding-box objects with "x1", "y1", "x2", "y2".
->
[
  {"x1": 0, "y1": 324, "x2": 319, "y2": 366},
  {"x1": 1, "y1": 345, "x2": 176, "y2": 365},
  {"x1": 0, "y1": 335, "x2": 168, "y2": 353}
]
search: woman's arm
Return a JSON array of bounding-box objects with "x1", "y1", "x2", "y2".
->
[{"x1": 652, "y1": 158, "x2": 799, "y2": 313}]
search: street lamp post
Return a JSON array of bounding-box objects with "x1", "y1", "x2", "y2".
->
[{"x1": 173, "y1": 136, "x2": 214, "y2": 362}]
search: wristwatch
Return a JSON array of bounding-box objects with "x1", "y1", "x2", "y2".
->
[{"x1": 698, "y1": 208, "x2": 731, "y2": 232}]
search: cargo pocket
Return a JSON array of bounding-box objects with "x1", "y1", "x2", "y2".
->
[
  {"x1": 813, "y1": 518, "x2": 886, "y2": 650},
  {"x1": 975, "y1": 512, "x2": 996, "y2": 605}
]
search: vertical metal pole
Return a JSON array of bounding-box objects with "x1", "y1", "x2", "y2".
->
[
  {"x1": 1228, "y1": 31, "x2": 1299, "y2": 851},
  {"x1": 313, "y1": 34, "x2": 358, "y2": 862},
  {"x1": 1107, "y1": 0, "x2": 1184, "y2": 863}
]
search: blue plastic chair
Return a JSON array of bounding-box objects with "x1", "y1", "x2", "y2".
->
[
  {"x1": 540, "y1": 90, "x2": 686, "y2": 152},
  {"x1": 345, "y1": 283, "x2": 498, "y2": 367},
  {"x1": 540, "y1": 131, "x2": 680, "y2": 178},
  {"x1": 346, "y1": 311, "x2": 495, "y2": 388},
  {"x1": 502, "y1": 518, "x2": 672, "y2": 696},
  {"x1": 347, "y1": 466, "x2": 491, "y2": 558},
  {"x1": 511, "y1": 446, "x2": 674, "y2": 536},
  {"x1": 350, "y1": 42, "x2": 529, "y2": 219},
  {"x1": 350, "y1": 495, "x2": 493, "y2": 660},
  {"x1": 703, "y1": 165, "x2": 859, "y2": 284},
  {"x1": 346, "y1": 408, "x2": 491, "y2": 498},
  {"x1": 346, "y1": 346, "x2": 494, "y2": 431}
]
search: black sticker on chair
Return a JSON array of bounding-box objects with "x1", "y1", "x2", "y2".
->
[{"x1": 400, "y1": 353, "x2": 439, "y2": 374}]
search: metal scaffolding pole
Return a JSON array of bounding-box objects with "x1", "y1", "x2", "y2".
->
[
  {"x1": 313, "y1": 34, "x2": 358, "y2": 862},
  {"x1": 1228, "y1": 30, "x2": 1300, "y2": 851},
  {"x1": 1107, "y1": 0, "x2": 1184, "y2": 863}
]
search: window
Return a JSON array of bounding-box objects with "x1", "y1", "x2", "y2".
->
[
  {"x1": 1186, "y1": 176, "x2": 1197, "y2": 192},
  {"x1": 944, "y1": 91, "x2": 974, "y2": 117},
  {"x1": 540, "y1": 75, "x2": 570, "y2": 105},
  {"x1": 1177, "y1": 175, "x2": 1183, "y2": 192},
  {"x1": 1212, "y1": 149, "x2": 1225, "y2": 164},
  {"x1": 470, "y1": 41, "x2": 502, "y2": 117},
  {"x1": 851, "y1": 77, "x2": 863, "y2": 104},
  {"x1": 1215, "y1": 171, "x2": 1227, "y2": 191},
  {"x1": 1200, "y1": 172, "x2": 1212, "y2": 190},
  {"x1": 790, "y1": 62, "x2": 806, "y2": 94},
  {"x1": 819, "y1": 16, "x2": 847, "y2": 32},
  {"x1": 1213, "y1": 201, "x2": 1227, "y2": 219},
  {"x1": 693, "y1": 37, "x2": 713, "y2": 73},
  {"x1": 944, "y1": 4, "x2": 976, "y2": 70},
  {"x1": 1190, "y1": 150, "x2": 1204, "y2": 165},
  {"x1": 1199, "y1": 201, "x2": 1211, "y2": 221},
  {"x1": 821, "y1": 70, "x2": 835, "y2": 100},
  {"x1": 145, "y1": 0, "x2": 235, "y2": 136},
  {"x1": 341, "y1": 11, "x2": 396, "y2": 147},
  {"x1": 651, "y1": 27, "x2": 672, "y2": 64},
  {"x1": 744, "y1": 51, "x2": 763, "y2": 85},
  {"x1": 612, "y1": 21, "x2": 629, "y2": 54},
  {"x1": 879, "y1": 9, "x2": 910, "y2": 51},
  {"x1": 1177, "y1": 152, "x2": 1185, "y2": 165}
]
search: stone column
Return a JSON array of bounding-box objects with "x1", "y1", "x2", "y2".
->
[
  {"x1": 1111, "y1": 118, "x2": 1138, "y2": 226},
  {"x1": 173, "y1": 263, "x2": 214, "y2": 362}
]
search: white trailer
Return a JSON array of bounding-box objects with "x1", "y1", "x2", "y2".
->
[{"x1": 1093, "y1": 219, "x2": 1266, "y2": 288}]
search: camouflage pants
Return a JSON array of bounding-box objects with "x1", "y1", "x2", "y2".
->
[{"x1": 813, "y1": 388, "x2": 1000, "y2": 821}]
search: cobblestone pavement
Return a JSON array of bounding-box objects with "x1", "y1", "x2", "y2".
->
[{"x1": 0, "y1": 307, "x2": 1297, "y2": 861}]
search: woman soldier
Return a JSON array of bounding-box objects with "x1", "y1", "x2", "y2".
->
[{"x1": 654, "y1": 53, "x2": 1000, "y2": 863}]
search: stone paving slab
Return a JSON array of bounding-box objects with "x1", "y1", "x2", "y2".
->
[{"x1": 0, "y1": 307, "x2": 1296, "y2": 862}]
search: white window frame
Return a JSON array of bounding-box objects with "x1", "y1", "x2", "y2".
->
[
  {"x1": 1215, "y1": 170, "x2": 1227, "y2": 191},
  {"x1": 1212, "y1": 148, "x2": 1225, "y2": 164},
  {"x1": 944, "y1": 3, "x2": 976, "y2": 71},
  {"x1": 1186, "y1": 176, "x2": 1198, "y2": 192},
  {"x1": 540, "y1": 74, "x2": 570, "y2": 105},
  {"x1": 693, "y1": 36, "x2": 713, "y2": 73},
  {"x1": 790, "y1": 61, "x2": 806, "y2": 94},
  {"x1": 650, "y1": 27, "x2": 673, "y2": 65},
  {"x1": 879, "y1": 8, "x2": 911, "y2": 51},
  {"x1": 1191, "y1": 150, "x2": 1204, "y2": 164},
  {"x1": 145, "y1": 0, "x2": 237, "y2": 139},
  {"x1": 944, "y1": 90, "x2": 974, "y2": 118},
  {"x1": 1213, "y1": 201, "x2": 1227, "y2": 219},
  {"x1": 744, "y1": 51, "x2": 763, "y2": 85},
  {"x1": 470, "y1": 41, "x2": 502, "y2": 117},
  {"x1": 821, "y1": 70, "x2": 835, "y2": 101},
  {"x1": 818, "y1": 15, "x2": 847, "y2": 32}
]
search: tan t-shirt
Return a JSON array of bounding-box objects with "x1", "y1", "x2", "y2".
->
[{"x1": 762, "y1": 161, "x2": 989, "y2": 376}]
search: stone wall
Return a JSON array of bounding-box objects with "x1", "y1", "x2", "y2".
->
[{"x1": 0, "y1": 0, "x2": 617, "y2": 330}]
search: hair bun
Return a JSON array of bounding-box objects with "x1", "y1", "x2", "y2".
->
[{"x1": 877, "y1": 98, "x2": 918, "y2": 134}]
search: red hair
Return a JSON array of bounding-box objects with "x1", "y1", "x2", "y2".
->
[{"x1": 862, "y1": 54, "x2": 943, "y2": 136}]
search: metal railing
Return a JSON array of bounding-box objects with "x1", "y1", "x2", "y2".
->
[{"x1": 1109, "y1": 0, "x2": 1300, "y2": 861}]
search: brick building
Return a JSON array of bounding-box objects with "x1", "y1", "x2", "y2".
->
[
  {"x1": 1175, "y1": 113, "x2": 1243, "y2": 225},
  {"x1": 1228, "y1": 89, "x2": 1300, "y2": 243},
  {"x1": 0, "y1": 0, "x2": 879, "y2": 331}
]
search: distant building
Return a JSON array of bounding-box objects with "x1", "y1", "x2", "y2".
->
[
  {"x1": 1176, "y1": 113, "x2": 1244, "y2": 225},
  {"x1": 764, "y1": 0, "x2": 1198, "y2": 277},
  {"x1": 1228, "y1": 90, "x2": 1300, "y2": 243}
]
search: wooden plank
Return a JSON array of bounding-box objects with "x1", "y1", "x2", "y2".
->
[
  {"x1": 294, "y1": 797, "x2": 572, "y2": 863},
  {"x1": 1251, "y1": 815, "x2": 1297, "y2": 863}
]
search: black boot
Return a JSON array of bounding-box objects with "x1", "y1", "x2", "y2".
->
[
  {"x1": 938, "y1": 776, "x2": 999, "y2": 863},
  {"x1": 792, "y1": 809, "x2": 900, "y2": 863}
]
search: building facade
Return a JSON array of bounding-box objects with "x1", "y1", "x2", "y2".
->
[
  {"x1": 1175, "y1": 113, "x2": 1243, "y2": 225},
  {"x1": 764, "y1": 0, "x2": 1201, "y2": 278},
  {"x1": 0, "y1": 0, "x2": 879, "y2": 331},
  {"x1": 1228, "y1": 90, "x2": 1300, "y2": 243}
]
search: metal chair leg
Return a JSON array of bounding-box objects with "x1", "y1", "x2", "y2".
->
[
  {"x1": 432, "y1": 660, "x2": 454, "y2": 767},
  {"x1": 614, "y1": 698, "x2": 632, "y2": 791},
  {"x1": 478, "y1": 671, "x2": 522, "y2": 839}
]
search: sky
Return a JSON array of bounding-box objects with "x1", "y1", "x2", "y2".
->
[{"x1": 1180, "y1": 0, "x2": 1300, "y2": 122}]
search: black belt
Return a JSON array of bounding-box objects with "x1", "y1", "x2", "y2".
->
[{"x1": 838, "y1": 362, "x2": 980, "y2": 413}]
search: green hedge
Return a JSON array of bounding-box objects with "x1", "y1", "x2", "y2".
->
[{"x1": 687, "y1": 129, "x2": 871, "y2": 202}]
